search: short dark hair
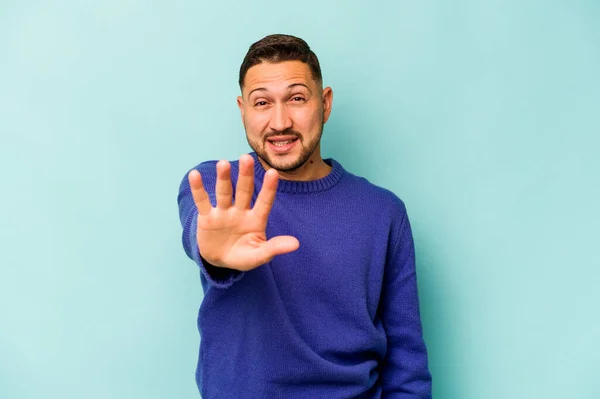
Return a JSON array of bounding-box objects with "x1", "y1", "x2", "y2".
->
[{"x1": 238, "y1": 34, "x2": 322, "y2": 90}]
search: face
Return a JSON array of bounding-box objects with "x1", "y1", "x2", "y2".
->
[{"x1": 237, "y1": 60, "x2": 333, "y2": 172}]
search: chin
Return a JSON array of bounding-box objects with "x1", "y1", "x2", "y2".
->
[
  {"x1": 248, "y1": 137, "x2": 319, "y2": 173},
  {"x1": 267, "y1": 155, "x2": 305, "y2": 172}
]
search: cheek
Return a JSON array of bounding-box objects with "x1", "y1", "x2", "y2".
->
[
  {"x1": 293, "y1": 107, "x2": 321, "y2": 131},
  {"x1": 245, "y1": 111, "x2": 270, "y2": 134}
]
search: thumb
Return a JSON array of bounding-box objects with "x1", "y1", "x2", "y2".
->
[{"x1": 264, "y1": 235, "x2": 300, "y2": 258}]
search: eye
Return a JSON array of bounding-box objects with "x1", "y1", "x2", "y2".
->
[
  {"x1": 291, "y1": 96, "x2": 305, "y2": 102},
  {"x1": 254, "y1": 101, "x2": 268, "y2": 107}
]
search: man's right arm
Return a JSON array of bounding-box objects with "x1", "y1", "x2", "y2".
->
[{"x1": 177, "y1": 161, "x2": 244, "y2": 288}]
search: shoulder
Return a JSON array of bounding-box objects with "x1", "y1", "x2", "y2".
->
[
  {"x1": 178, "y1": 160, "x2": 216, "y2": 194},
  {"x1": 190, "y1": 159, "x2": 219, "y2": 180},
  {"x1": 342, "y1": 171, "x2": 416, "y2": 254},
  {"x1": 341, "y1": 168, "x2": 407, "y2": 218}
]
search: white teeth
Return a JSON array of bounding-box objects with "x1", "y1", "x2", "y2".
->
[{"x1": 273, "y1": 140, "x2": 292, "y2": 146}]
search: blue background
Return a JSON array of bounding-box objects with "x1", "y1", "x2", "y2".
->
[{"x1": 1, "y1": 1, "x2": 599, "y2": 398}]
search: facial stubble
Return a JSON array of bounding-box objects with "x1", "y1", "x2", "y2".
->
[{"x1": 244, "y1": 113, "x2": 324, "y2": 173}]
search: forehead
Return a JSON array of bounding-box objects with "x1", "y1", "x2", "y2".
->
[{"x1": 243, "y1": 61, "x2": 315, "y2": 95}]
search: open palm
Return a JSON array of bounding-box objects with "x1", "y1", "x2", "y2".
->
[{"x1": 188, "y1": 154, "x2": 299, "y2": 271}]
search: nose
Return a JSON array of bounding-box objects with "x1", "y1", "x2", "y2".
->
[{"x1": 268, "y1": 103, "x2": 293, "y2": 132}]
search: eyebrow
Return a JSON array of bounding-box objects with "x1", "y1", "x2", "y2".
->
[{"x1": 248, "y1": 83, "x2": 312, "y2": 98}]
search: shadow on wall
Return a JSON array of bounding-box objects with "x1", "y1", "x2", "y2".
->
[
  {"x1": 415, "y1": 231, "x2": 465, "y2": 399},
  {"x1": 324, "y1": 104, "x2": 467, "y2": 399}
]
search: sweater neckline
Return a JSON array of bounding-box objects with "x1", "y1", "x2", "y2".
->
[{"x1": 250, "y1": 152, "x2": 344, "y2": 194}]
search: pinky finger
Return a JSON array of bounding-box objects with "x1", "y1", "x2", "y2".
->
[{"x1": 188, "y1": 170, "x2": 212, "y2": 215}]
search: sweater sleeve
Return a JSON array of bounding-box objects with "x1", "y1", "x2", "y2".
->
[
  {"x1": 379, "y1": 208, "x2": 432, "y2": 398},
  {"x1": 177, "y1": 163, "x2": 244, "y2": 288}
]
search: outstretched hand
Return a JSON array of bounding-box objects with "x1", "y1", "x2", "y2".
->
[{"x1": 188, "y1": 154, "x2": 300, "y2": 271}]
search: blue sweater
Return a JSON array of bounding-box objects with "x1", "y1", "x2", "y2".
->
[{"x1": 177, "y1": 152, "x2": 432, "y2": 398}]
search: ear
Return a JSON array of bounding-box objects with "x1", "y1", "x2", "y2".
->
[
  {"x1": 237, "y1": 95, "x2": 245, "y2": 120},
  {"x1": 322, "y1": 87, "x2": 333, "y2": 124}
]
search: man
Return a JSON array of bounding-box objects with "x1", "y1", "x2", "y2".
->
[{"x1": 177, "y1": 34, "x2": 432, "y2": 398}]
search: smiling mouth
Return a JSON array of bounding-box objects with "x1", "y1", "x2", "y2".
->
[
  {"x1": 266, "y1": 135, "x2": 299, "y2": 145},
  {"x1": 266, "y1": 136, "x2": 299, "y2": 153},
  {"x1": 270, "y1": 138, "x2": 297, "y2": 146}
]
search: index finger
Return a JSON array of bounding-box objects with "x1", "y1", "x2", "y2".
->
[
  {"x1": 252, "y1": 168, "x2": 279, "y2": 220},
  {"x1": 188, "y1": 170, "x2": 212, "y2": 215}
]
